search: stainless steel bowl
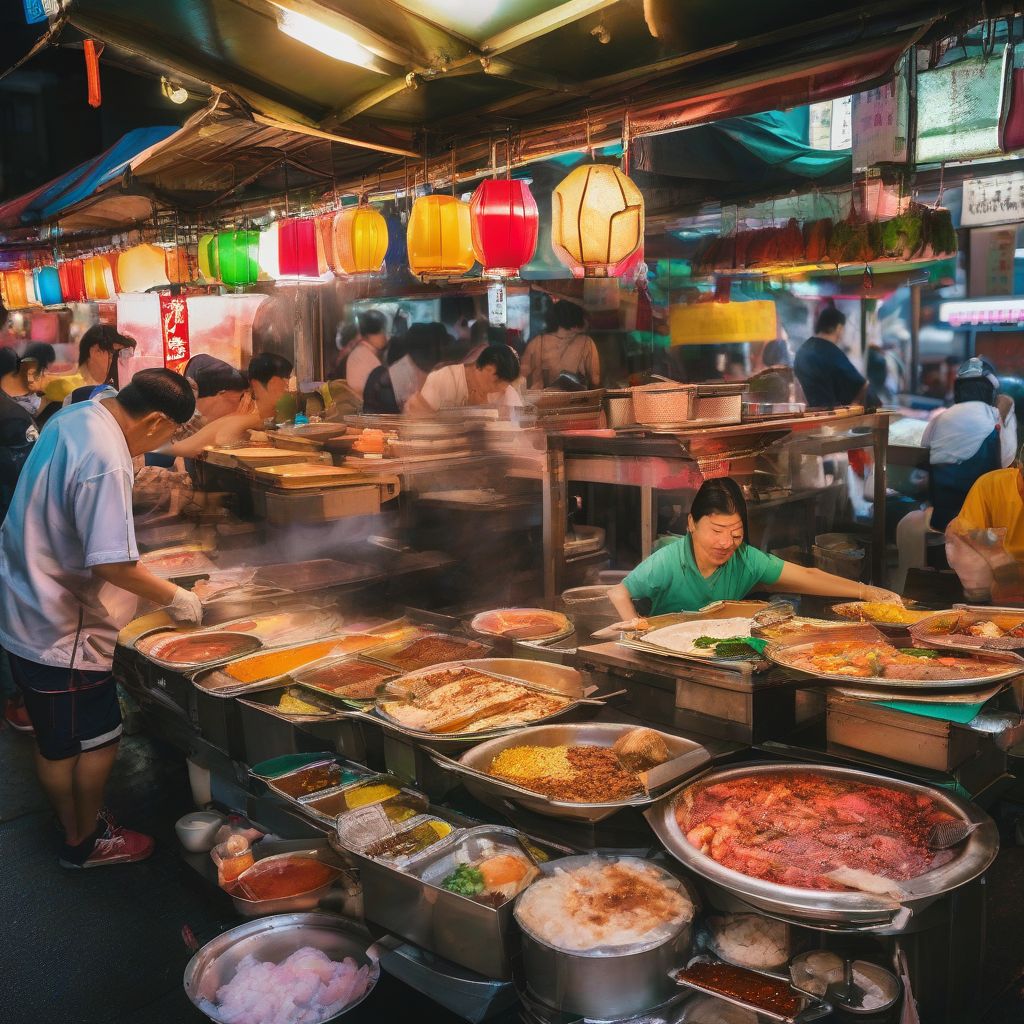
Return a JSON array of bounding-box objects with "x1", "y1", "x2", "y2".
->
[
  {"x1": 184, "y1": 913, "x2": 380, "y2": 1023},
  {"x1": 646, "y1": 761, "x2": 999, "y2": 933}
]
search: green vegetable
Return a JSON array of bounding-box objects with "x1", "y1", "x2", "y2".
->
[
  {"x1": 898, "y1": 648, "x2": 942, "y2": 659},
  {"x1": 442, "y1": 864, "x2": 484, "y2": 896}
]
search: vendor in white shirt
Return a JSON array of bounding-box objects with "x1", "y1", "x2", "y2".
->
[
  {"x1": 345, "y1": 310, "x2": 388, "y2": 401},
  {"x1": 405, "y1": 345, "x2": 522, "y2": 416}
]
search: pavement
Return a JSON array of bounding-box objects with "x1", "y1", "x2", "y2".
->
[{"x1": 2, "y1": 721, "x2": 1023, "y2": 1024}]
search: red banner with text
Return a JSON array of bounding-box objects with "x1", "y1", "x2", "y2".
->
[{"x1": 159, "y1": 292, "x2": 190, "y2": 373}]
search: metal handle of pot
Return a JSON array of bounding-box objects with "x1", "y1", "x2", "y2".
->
[{"x1": 758, "y1": 903, "x2": 914, "y2": 935}]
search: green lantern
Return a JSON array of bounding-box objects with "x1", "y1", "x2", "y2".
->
[{"x1": 217, "y1": 230, "x2": 260, "y2": 287}]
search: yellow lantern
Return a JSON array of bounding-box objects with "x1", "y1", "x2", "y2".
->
[
  {"x1": 551, "y1": 164, "x2": 644, "y2": 278},
  {"x1": 407, "y1": 195, "x2": 475, "y2": 279},
  {"x1": 165, "y1": 245, "x2": 193, "y2": 285},
  {"x1": 332, "y1": 206, "x2": 388, "y2": 275},
  {"x1": 198, "y1": 233, "x2": 219, "y2": 281},
  {"x1": 83, "y1": 255, "x2": 116, "y2": 300},
  {"x1": 117, "y1": 243, "x2": 171, "y2": 292}
]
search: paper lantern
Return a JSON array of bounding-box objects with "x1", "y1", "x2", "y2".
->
[
  {"x1": 164, "y1": 245, "x2": 192, "y2": 285},
  {"x1": 407, "y1": 195, "x2": 475, "y2": 279},
  {"x1": 105, "y1": 251, "x2": 122, "y2": 294},
  {"x1": 33, "y1": 266, "x2": 63, "y2": 306},
  {"x1": 1, "y1": 271, "x2": 29, "y2": 309},
  {"x1": 217, "y1": 230, "x2": 260, "y2": 287},
  {"x1": 551, "y1": 164, "x2": 644, "y2": 278},
  {"x1": 198, "y1": 233, "x2": 219, "y2": 281},
  {"x1": 83, "y1": 255, "x2": 115, "y2": 300},
  {"x1": 277, "y1": 218, "x2": 324, "y2": 278},
  {"x1": 332, "y1": 205, "x2": 388, "y2": 275},
  {"x1": 470, "y1": 179, "x2": 539, "y2": 277},
  {"x1": 24, "y1": 270, "x2": 42, "y2": 306},
  {"x1": 117, "y1": 243, "x2": 170, "y2": 292},
  {"x1": 58, "y1": 260, "x2": 88, "y2": 302},
  {"x1": 316, "y1": 214, "x2": 339, "y2": 273},
  {"x1": 258, "y1": 223, "x2": 280, "y2": 281}
]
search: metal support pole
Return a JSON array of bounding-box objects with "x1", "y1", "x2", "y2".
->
[{"x1": 909, "y1": 283, "x2": 921, "y2": 394}]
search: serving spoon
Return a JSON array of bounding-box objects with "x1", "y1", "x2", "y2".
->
[{"x1": 927, "y1": 820, "x2": 981, "y2": 850}]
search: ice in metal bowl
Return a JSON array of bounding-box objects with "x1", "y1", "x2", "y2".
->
[{"x1": 184, "y1": 913, "x2": 380, "y2": 1024}]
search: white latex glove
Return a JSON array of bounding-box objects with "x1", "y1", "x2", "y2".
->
[
  {"x1": 860, "y1": 585, "x2": 904, "y2": 607},
  {"x1": 168, "y1": 587, "x2": 204, "y2": 625}
]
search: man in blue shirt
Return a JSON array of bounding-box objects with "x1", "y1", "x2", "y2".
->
[{"x1": 794, "y1": 308, "x2": 866, "y2": 409}]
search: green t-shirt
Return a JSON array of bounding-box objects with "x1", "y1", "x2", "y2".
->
[{"x1": 623, "y1": 536, "x2": 784, "y2": 615}]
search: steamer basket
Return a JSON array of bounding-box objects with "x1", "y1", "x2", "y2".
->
[{"x1": 631, "y1": 384, "x2": 696, "y2": 426}]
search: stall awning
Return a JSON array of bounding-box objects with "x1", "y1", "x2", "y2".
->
[{"x1": 0, "y1": 125, "x2": 177, "y2": 232}]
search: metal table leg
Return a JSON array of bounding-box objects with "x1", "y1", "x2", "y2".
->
[
  {"x1": 872, "y1": 418, "x2": 888, "y2": 585},
  {"x1": 543, "y1": 445, "x2": 567, "y2": 605}
]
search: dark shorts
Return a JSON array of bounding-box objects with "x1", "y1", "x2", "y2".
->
[{"x1": 7, "y1": 653, "x2": 122, "y2": 761}]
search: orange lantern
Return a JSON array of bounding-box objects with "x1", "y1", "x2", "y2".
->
[
  {"x1": 165, "y1": 245, "x2": 193, "y2": 285},
  {"x1": 407, "y1": 195, "x2": 475, "y2": 279},
  {"x1": 84, "y1": 255, "x2": 116, "y2": 300},
  {"x1": 316, "y1": 214, "x2": 339, "y2": 273},
  {"x1": 2, "y1": 271, "x2": 28, "y2": 309},
  {"x1": 332, "y1": 205, "x2": 388, "y2": 275},
  {"x1": 551, "y1": 164, "x2": 644, "y2": 278},
  {"x1": 117, "y1": 243, "x2": 170, "y2": 292}
]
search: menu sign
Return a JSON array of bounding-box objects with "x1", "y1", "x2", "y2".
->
[
  {"x1": 962, "y1": 172, "x2": 1024, "y2": 226},
  {"x1": 159, "y1": 292, "x2": 191, "y2": 373}
]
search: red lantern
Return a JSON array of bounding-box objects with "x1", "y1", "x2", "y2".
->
[
  {"x1": 277, "y1": 218, "x2": 323, "y2": 278},
  {"x1": 58, "y1": 260, "x2": 88, "y2": 302},
  {"x1": 470, "y1": 179, "x2": 539, "y2": 278}
]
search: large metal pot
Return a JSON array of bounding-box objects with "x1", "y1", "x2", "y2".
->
[
  {"x1": 646, "y1": 761, "x2": 998, "y2": 934},
  {"x1": 514, "y1": 855, "x2": 698, "y2": 1019}
]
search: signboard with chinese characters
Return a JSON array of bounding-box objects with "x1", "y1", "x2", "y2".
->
[
  {"x1": 809, "y1": 96, "x2": 852, "y2": 151},
  {"x1": 670, "y1": 300, "x2": 777, "y2": 345},
  {"x1": 159, "y1": 292, "x2": 190, "y2": 373},
  {"x1": 969, "y1": 227, "x2": 1016, "y2": 296},
  {"x1": 939, "y1": 298, "x2": 1024, "y2": 327},
  {"x1": 852, "y1": 55, "x2": 910, "y2": 170},
  {"x1": 962, "y1": 172, "x2": 1024, "y2": 226}
]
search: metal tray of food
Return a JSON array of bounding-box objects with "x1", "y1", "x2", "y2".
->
[
  {"x1": 765, "y1": 625, "x2": 1024, "y2": 693},
  {"x1": 299, "y1": 775, "x2": 427, "y2": 825},
  {"x1": 262, "y1": 757, "x2": 373, "y2": 802},
  {"x1": 135, "y1": 629, "x2": 264, "y2": 671},
  {"x1": 364, "y1": 633, "x2": 492, "y2": 672},
  {"x1": 438, "y1": 722, "x2": 711, "y2": 823},
  {"x1": 469, "y1": 608, "x2": 573, "y2": 642},
  {"x1": 226, "y1": 849, "x2": 350, "y2": 918},
  {"x1": 910, "y1": 607, "x2": 1024, "y2": 652},
  {"x1": 370, "y1": 658, "x2": 590, "y2": 749},
  {"x1": 293, "y1": 655, "x2": 401, "y2": 707},
  {"x1": 646, "y1": 761, "x2": 998, "y2": 932}
]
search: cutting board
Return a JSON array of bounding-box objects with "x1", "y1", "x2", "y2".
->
[
  {"x1": 253, "y1": 464, "x2": 362, "y2": 489},
  {"x1": 204, "y1": 446, "x2": 322, "y2": 469}
]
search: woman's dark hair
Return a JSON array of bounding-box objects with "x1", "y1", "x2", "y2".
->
[
  {"x1": 545, "y1": 300, "x2": 586, "y2": 332},
  {"x1": 117, "y1": 368, "x2": 196, "y2": 424},
  {"x1": 688, "y1": 477, "x2": 749, "y2": 542},
  {"x1": 391, "y1": 322, "x2": 448, "y2": 373},
  {"x1": 22, "y1": 342, "x2": 55, "y2": 371},
  {"x1": 362, "y1": 364, "x2": 399, "y2": 414},
  {"x1": 196, "y1": 365, "x2": 247, "y2": 398},
  {"x1": 0, "y1": 346, "x2": 19, "y2": 378},
  {"x1": 954, "y1": 378, "x2": 996, "y2": 405},
  {"x1": 247, "y1": 351, "x2": 293, "y2": 385},
  {"x1": 78, "y1": 324, "x2": 136, "y2": 366},
  {"x1": 476, "y1": 344, "x2": 520, "y2": 382},
  {"x1": 761, "y1": 339, "x2": 790, "y2": 367},
  {"x1": 358, "y1": 309, "x2": 387, "y2": 338}
]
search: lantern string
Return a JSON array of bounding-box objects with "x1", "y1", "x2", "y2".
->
[
  {"x1": 451, "y1": 143, "x2": 457, "y2": 198},
  {"x1": 585, "y1": 111, "x2": 592, "y2": 159},
  {"x1": 622, "y1": 110, "x2": 631, "y2": 176}
]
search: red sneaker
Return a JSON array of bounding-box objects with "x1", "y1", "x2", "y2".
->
[
  {"x1": 3, "y1": 700, "x2": 34, "y2": 734},
  {"x1": 60, "y1": 827, "x2": 155, "y2": 869}
]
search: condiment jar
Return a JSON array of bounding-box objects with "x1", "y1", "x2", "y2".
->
[{"x1": 212, "y1": 834, "x2": 254, "y2": 888}]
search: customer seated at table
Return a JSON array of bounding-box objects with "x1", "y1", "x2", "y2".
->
[
  {"x1": 894, "y1": 359, "x2": 1016, "y2": 590},
  {"x1": 607, "y1": 477, "x2": 900, "y2": 620},
  {"x1": 405, "y1": 344, "x2": 522, "y2": 416}
]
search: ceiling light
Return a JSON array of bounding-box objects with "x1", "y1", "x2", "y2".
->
[
  {"x1": 160, "y1": 77, "x2": 189, "y2": 104},
  {"x1": 274, "y1": 5, "x2": 383, "y2": 72}
]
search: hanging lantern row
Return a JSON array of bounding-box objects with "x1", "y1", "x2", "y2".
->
[{"x1": 0, "y1": 163, "x2": 644, "y2": 308}]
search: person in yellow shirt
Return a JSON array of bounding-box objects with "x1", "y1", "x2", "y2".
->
[
  {"x1": 40, "y1": 325, "x2": 136, "y2": 421},
  {"x1": 952, "y1": 465, "x2": 1024, "y2": 560}
]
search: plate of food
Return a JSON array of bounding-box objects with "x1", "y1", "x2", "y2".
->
[
  {"x1": 832, "y1": 601, "x2": 938, "y2": 634},
  {"x1": 470, "y1": 608, "x2": 572, "y2": 641},
  {"x1": 910, "y1": 607, "x2": 1024, "y2": 652},
  {"x1": 630, "y1": 618, "x2": 761, "y2": 660},
  {"x1": 766, "y1": 633, "x2": 1024, "y2": 691}
]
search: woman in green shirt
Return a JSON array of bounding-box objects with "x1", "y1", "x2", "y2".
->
[{"x1": 608, "y1": 477, "x2": 900, "y2": 621}]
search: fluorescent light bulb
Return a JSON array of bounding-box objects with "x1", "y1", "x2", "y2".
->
[{"x1": 275, "y1": 6, "x2": 381, "y2": 71}]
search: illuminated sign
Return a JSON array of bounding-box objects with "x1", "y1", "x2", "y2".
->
[
  {"x1": 939, "y1": 298, "x2": 1024, "y2": 327},
  {"x1": 670, "y1": 299, "x2": 778, "y2": 345}
]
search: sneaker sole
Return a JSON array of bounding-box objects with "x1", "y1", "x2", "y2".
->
[
  {"x1": 59, "y1": 848, "x2": 155, "y2": 869},
  {"x1": 4, "y1": 721, "x2": 34, "y2": 734}
]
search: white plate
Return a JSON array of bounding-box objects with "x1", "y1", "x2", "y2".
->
[{"x1": 642, "y1": 617, "x2": 755, "y2": 657}]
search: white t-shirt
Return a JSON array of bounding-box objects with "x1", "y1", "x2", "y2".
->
[
  {"x1": 346, "y1": 342, "x2": 382, "y2": 399},
  {"x1": 418, "y1": 364, "x2": 523, "y2": 412},
  {"x1": 0, "y1": 401, "x2": 139, "y2": 670},
  {"x1": 921, "y1": 401, "x2": 1017, "y2": 468}
]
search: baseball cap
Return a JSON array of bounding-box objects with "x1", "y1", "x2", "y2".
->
[{"x1": 957, "y1": 357, "x2": 999, "y2": 389}]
